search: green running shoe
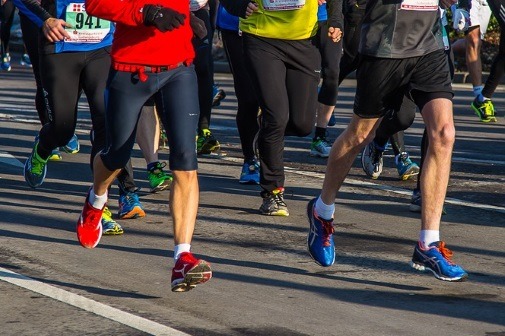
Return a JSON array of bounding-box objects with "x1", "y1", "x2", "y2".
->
[
  {"x1": 102, "y1": 206, "x2": 124, "y2": 235},
  {"x1": 196, "y1": 129, "x2": 220, "y2": 155},
  {"x1": 24, "y1": 142, "x2": 48, "y2": 188},
  {"x1": 471, "y1": 98, "x2": 497, "y2": 122},
  {"x1": 147, "y1": 161, "x2": 173, "y2": 193}
]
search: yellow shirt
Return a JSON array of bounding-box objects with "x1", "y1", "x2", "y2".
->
[{"x1": 239, "y1": 0, "x2": 318, "y2": 40}]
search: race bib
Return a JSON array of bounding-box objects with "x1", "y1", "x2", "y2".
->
[
  {"x1": 64, "y1": 3, "x2": 111, "y2": 43},
  {"x1": 400, "y1": 0, "x2": 438, "y2": 11},
  {"x1": 262, "y1": 0, "x2": 305, "y2": 11}
]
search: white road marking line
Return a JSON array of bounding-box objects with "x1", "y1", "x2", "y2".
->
[
  {"x1": 221, "y1": 156, "x2": 505, "y2": 214},
  {"x1": 0, "y1": 152, "x2": 24, "y2": 168},
  {"x1": 0, "y1": 266, "x2": 191, "y2": 336}
]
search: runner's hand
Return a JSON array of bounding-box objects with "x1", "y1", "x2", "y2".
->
[
  {"x1": 42, "y1": 18, "x2": 72, "y2": 42},
  {"x1": 328, "y1": 26, "x2": 342, "y2": 43},
  {"x1": 143, "y1": 5, "x2": 186, "y2": 32},
  {"x1": 245, "y1": 2, "x2": 258, "y2": 18}
]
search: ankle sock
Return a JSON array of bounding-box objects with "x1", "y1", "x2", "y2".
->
[
  {"x1": 174, "y1": 243, "x2": 191, "y2": 261},
  {"x1": 473, "y1": 85, "x2": 484, "y2": 98},
  {"x1": 89, "y1": 188, "x2": 107, "y2": 210},
  {"x1": 315, "y1": 196, "x2": 334, "y2": 220},
  {"x1": 419, "y1": 230, "x2": 440, "y2": 248}
]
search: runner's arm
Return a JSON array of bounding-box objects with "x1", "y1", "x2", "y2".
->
[{"x1": 11, "y1": 0, "x2": 51, "y2": 27}]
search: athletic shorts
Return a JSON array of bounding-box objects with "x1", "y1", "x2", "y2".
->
[
  {"x1": 469, "y1": 0, "x2": 492, "y2": 38},
  {"x1": 354, "y1": 49, "x2": 453, "y2": 118}
]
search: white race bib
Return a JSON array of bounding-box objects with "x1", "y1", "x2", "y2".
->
[
  {"x1": 400, "y1": 0, "x2": 438, "y2": 11},
  {"x1": 64, "y1": 3, "x2": 111, "y2": 43},
  {"x1": 262, "y1": 0, "x2": 305, "y2": 11}
]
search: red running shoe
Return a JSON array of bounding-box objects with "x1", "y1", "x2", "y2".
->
[
  {"x1": 171, "y1": 252, "x2": 212, "y2": 292},
  {"x1": 77, "y1": 192, "x2": 104, "y2": 249}
]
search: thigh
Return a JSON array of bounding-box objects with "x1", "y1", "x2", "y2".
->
[
  {"x1": 354, "y1": 56, "x2": 413, "y2": 118},
  {"x1": 155, "y1": 66, "x2": 200, "y2": 171},
  {"x1": 243, "y1": 34, "x2": 290, "y2": 128},
  {"x1": 40, "y1": 52, "x2": 83, "y2": 128}
]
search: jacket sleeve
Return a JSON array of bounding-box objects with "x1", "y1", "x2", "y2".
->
[
  {"x1": 85, "y1": 0, "x2": 153, "y2": 26},
  {"x1": 326, "y1": 0, "x2": 344, "y2": 31},
  {"x1": 218, "y1": 0, "x2": 250, "y2": 18},
  {"x1": 12, "y1": 0, "x2": 51, "y2": 27}
]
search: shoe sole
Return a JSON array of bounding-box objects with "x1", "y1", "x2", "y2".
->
[
  {"x1": 309, "y1": 151, "x2": 329, "y2": 158},
  {"x1": 399, "y1": 167, "x2": 420, "y2": 181},
  {"x1": 150, "y1": 180, "x2": 172, "y2": 193},
  {"x1": 410, "y1": 261, "x2": 467, "y2": 282},
  {"x1": 171, "y1": 260, "x2": 212, "y2": 292},
  {"x1": 260, "y1": 209, "x2": 289, "y2": 216},
  {"x1": 119, "y1": 208, "x2": 146, "y2": 219}
]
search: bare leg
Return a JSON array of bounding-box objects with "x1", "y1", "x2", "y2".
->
[
  {"x1": 320, "y1": 115, "x2": 382, "y2": 204},
  {"x1": 466, "y1": 27, "x2": 483, "y2": 89},
  {"x1": 170, "y1": 170, "x2": 199, "y2": 244},
  {"x1": 419, "y1": 98, "x2": 455, "y2": 230},
  {"x1": 92, "y1": 155, "x2": 121, "y2": 196},
  {"x1": 316, "y1": 103, "x2": 334, "y2": 128}
]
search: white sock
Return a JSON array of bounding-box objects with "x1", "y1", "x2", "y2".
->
[
  {"x1": 89, "y1": 188, "x2": 107, "y2": 210},
  {"x1": 419, "y1": 230, "x2": 440, "y2": 248},
  {"x1": 315, "y1": 196, "x2": 334, "y2": 220},
  {"x1": 174, "y1": 243, "x2": 191, "y2": 261},
  {"x1": 473, "y1": 85, "x2": 484, "y2": 98}
]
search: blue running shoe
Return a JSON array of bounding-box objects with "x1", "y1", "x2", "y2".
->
[
  {"x1": 307, "y1": 198, "x2": 335, "y2": 267},
  {"x1": 239, "y1": 159, "x2": 260, "y2": 184},
  {"x1": 118, "y1": 191, "x2": 146, "y2": 219},
  {"x1": 24, "y1": 141, "x2": 48, "y2": 188},
  {"x1": 411, "y1": 241, "x2": 468, "y2": 281},
  {"x1": 62, "y1": 134, "x2": 80, "y2": 154},
  {"x1": 396, "y1": 152, "x2": 420, "y2": 181},
  {"x1": 327, "y1": 113, "x2": 337, "y2": 127},
  {"x1": 1, "y1": 53, "x2": 11, "y2": 71},
  {"x1": 20, "y1": 53, "x2": 32, "y2": 67}
]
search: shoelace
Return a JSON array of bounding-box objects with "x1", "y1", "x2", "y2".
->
[
  {"x1": 150, "y1": 162, "x2": 169, "y2": 178},
  {"x1": 400, "y1": 153, "x2": 412, "y2": 165},
  {"x1": 30, "y1": 155, "x2": 45, "y2": 175},
  {"x1": 436, "y1": 241, "x2": 455, "y2": 265},
  {"x1": 319, "y1": 217, "x2": 335, "y2": 247},
  {"x1": 482, "y1": 100, "x2": 494, "y2": 117}
]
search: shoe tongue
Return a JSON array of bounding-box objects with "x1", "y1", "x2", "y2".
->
[{"x1": 428, "y1": 241, "x2": 441, "y2": 248}]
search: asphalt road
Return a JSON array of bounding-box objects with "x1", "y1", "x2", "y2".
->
[{"x1": 0, "y1": 55, "x2": 504, "y2": 336}]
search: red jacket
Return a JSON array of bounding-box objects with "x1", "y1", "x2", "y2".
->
[{"x1": 85, "y1": 0, "x2": 194, "y2": 68}]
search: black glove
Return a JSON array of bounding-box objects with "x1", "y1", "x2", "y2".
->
[{"x1": 143, "y1": 4, "x2": 186, "y2": 32}]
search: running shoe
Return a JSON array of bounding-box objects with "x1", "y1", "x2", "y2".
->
[
  {"x1": 20, "y1": 54, "x2": 32, "y2": 67},
  {"x1": 310, "y1": 136, "x2": 332, "y2": 158},
  {"x1": 409, "y1": 189, "x2": 447, "y2": 215},
  {"x1": 259, "y1": 187, "x2": 289, "y2": 216},
  {"x1": 327, "y1": 113, "x2": 337, "y2": 127},
  {"x1": 101, "y1": 206, "x2": 124, "y2": 235},
  {"x1": 361, "y1": 142, "x2": 383, "y2": 179},
  {"x1": 159, "y1": 127, "x2": 169, "y2": 150},
  {"x1": 61, "y1": 134, "x2": 80, "y2": 154},
  {"x1": 471, "y1": 98, "x2": 497, "y2": 122},
  {"x1": 239, "y1": 159, "x2": 260, "y2": 184},
  {"x1": 1, "y1": 53, "x2": 11, "y2": 71},
  {"x1": 24, "y1": 141, "x2": 48, "y2": 188},
  {"x1": 410, "y1": 241, "x2": 468, "y2": 281},
  {"x1": 77, "y1": 190, "x2": 104, "y2": 248},
  {"x1": 396, "y1": 152, "x2": 420, "y2": 180},
  {"x1": 118, "y1": 191, "x2": 146, "y2": 219},
  {"x1": 196, "y1": 128, "x2": 220, "y2": 155},
  {"x1": 48, "y1": 149, "x2": 63, "y2": 161},
  {"x1": 306, "y1": 198, "x2": 335, "y2": 267},
  {"x1": 171, "y1": 252, "x2": 212, "y2": 292},
  {"x1": 211, "y1": 84, "x2": 226, "y2": 107},
  {"x1": 147, "y1": 162, "x2": 173, "y2": 193}
]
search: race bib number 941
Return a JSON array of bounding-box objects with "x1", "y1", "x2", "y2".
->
[{"x1": 64, "y1": 3, "x2": 111, "y2": 43}]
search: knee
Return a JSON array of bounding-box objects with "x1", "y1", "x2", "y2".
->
[{"x1": 429, "y1": 122, "x2": 455, "y2": 150}]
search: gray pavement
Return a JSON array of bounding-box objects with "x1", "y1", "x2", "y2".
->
[{"x1": 0, "y1": 55, "x2": 505, "y2": 336}]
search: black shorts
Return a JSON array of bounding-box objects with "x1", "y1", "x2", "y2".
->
[{"x1": 354, "y1": 49, "x2": 453, "y2": 118}]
